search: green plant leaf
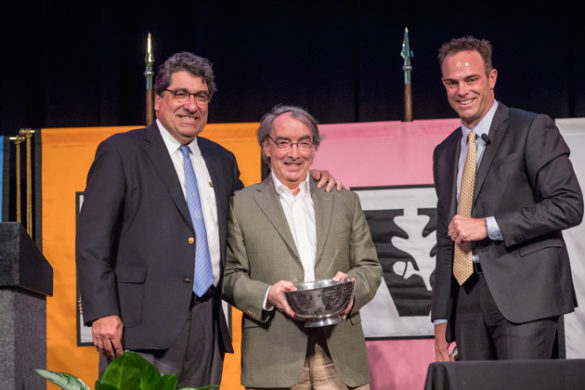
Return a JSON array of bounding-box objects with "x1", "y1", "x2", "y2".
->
[
  {"x1": 96, "y1": 350, "x2": 184, "y2": 390},
  {"x1": 154, "y1": 374, "x2": 178, "y2": 390},
  {"x1": 35, "y1": 369, "x2": 91, "y2": 390},
  {"x1": 37, "y1": 353, "x2": 218, "y2": 390},
  {"x1": 125, "y1": 351, "x2": 160, "y2": 390},
  {"x1": 99, "y1": 352, "x2": 142, "y2": 389},
  {"x1": 94, "y1": 382, "x2": 118, "y2": 390}
]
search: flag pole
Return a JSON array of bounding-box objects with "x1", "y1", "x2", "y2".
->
[
  {"x1": 144, "y1": 33, "x2": 155, "y2": 125},
  {"x1": 401, "y1": 27, "x2": 413, "y2": 122}
]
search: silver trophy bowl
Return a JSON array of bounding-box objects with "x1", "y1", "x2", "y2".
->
[{"x1": 285, "y1": 278, "x2": 354, "y2": 328}]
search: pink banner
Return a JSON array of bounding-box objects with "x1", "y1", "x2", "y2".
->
[
  {"x1": 313, "y1": 118, "x2": 459, "y2": 187},
  {"x1": 367, "y1": 339, "x2": 435, "y2": 390}
]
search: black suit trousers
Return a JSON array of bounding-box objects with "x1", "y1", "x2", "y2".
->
[{"x1": 455, "y1": 271, "x2": 559, "y2": 360}]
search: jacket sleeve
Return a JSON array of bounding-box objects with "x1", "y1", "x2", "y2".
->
[
  {"x1": 75, "y1": 138, "x2": 125, "y2": 324},
  {"x1": 495, "y1": 114, "x2": 583, "y2": 247},
  {"x1": 346, "y1": 192, "x2": 383, "y2": 313},
  {"x1": 222, "y1": 196, "x2": 273, "y2": 323},
  {"x1": 431, "y1": 144, "x2": 455, "y2": 322}
]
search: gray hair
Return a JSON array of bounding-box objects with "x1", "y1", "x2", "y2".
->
[
  {"x1": 154, "y1": 52, "x2": 217, "y2": 97},
  {"x1": 438, "y1": 36, "x2": 493, "y2": 75},
  {"x1": 257, "y1": 105, "x2": 321, "y2": 164}
]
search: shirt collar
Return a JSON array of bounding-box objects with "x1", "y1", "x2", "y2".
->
[
  {"x1": 271, "y1": 171, "x2": 311, "y2": 198},
  {"x1": 157, "y1": 118, "x2": 200, "y2": 155},
  {"x1": 460, "y1": 100, "x2": 499, "y2": 142}
]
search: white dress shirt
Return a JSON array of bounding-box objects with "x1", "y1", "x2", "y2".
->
[
  {"x1": 157, "y1": 119, "x2": 221, "y2": 286},
  {"x1": 263, "y1": 172, "x2": 317, "y2": 310},
  {"x1": 272, "y1": 172, "x2": 317, "y2": 282}
]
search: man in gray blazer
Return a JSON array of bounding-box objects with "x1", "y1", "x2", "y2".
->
[
  {"x1": 431, "y1": 36, "x2": 583, "y2": 361},
  {"x1": 76, "y1": 53, "x2": 339, "y2": 386},
  {"x1": 223, "y1": 105, "x2": 382, "y2": 389}
]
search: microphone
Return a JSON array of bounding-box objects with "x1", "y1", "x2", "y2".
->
[{"x1": 481, "y1": 134, "x2": 491, "y2": 145}]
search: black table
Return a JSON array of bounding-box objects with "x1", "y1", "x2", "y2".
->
[{"x1": 424, "y1": 359, "x2": 585, "y2": 390}]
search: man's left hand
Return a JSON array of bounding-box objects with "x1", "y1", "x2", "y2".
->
[
  {"x1": 448, "y1": 215, "x2": 488, "y2": 244},
  {"x1": 332, "y1": 271, "x2": 354, "y2": 320},
  {"x1": 310, "y1": 169, "x2": 343, "y2": 192}
]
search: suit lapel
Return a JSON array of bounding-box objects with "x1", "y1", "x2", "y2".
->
[
  {"x1": 442, "y1": 130, "x2": 461, "y2": 219},
  {"x1": 311, "y1": 179, "x2": 334, "y2": 263},
  {"x1": 473, "y1": 103, "x2": 510, "y2": 203},
  {"x1": 142, "y1": 123, "x2": 192, "y2": 227},
  {"x1": 253, "y1": 176, "x2": 300, "y2": 260},
  {"x1": 199, "y1": 139, "x2": 227, "y2": 249}
]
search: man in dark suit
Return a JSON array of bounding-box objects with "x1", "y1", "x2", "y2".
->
[
  {"x1": 431, "y1": 36, "x2": 583, "y2": 361},
  {"x1": 76, "y1": 52, "x2": 339, "y2": 386}
]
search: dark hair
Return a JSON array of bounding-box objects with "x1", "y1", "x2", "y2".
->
[
  {"x1": 438, "y1": 36, "x2": 493, "y2": 74},
  {"x1": 257, "y1": 105, "x2": 321, "y2": 164},
  {"x1": 154, "y1": 52, "x2": 217, "y2": 97}
]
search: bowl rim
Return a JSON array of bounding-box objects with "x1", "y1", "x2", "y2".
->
[{"x1": 286, "y1": 278, "x2": 353, "y2": 294}]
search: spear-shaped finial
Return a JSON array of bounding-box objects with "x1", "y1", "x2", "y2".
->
[
  {"x1": 144, "y1": 33, "x2": 155, "y2": 125},
  {"x1": 401, "y1": 27, "x2": 414, "y2": 122}
]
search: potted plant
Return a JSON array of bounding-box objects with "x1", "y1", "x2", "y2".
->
[{"x1": 36, "y1": 350, "x2": 218, "y2": 390}]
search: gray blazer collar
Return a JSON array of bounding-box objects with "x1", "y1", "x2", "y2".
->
[
  {"x1": 253, "y1": 176, "x2": 300, "y2": 261},
  {"x1": 252, "y1": 175, "x2": 335, "y2": 267},
  {"x1": 310, "y1": 179, "x2": 334, "y2": 264}
]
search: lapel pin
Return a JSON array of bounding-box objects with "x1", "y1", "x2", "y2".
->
[{"x1": 209, "y1": 181, "x2": 213, "y2": 188}]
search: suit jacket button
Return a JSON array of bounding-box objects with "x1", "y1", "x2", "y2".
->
[
  {"x1": 188, "y1": 237, "x2": 195, "y2": 244},
  {"x1": 184, "y1": 277, "x2": 192, "y2": 283}
]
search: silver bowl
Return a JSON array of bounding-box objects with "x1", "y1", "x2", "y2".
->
[{"x1": 285, "y1": 278, "x2": 354, "y2": 327}]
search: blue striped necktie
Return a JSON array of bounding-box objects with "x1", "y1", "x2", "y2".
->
[{"x1": 180, "y1": 145, "x2": 214, "y2": 297}]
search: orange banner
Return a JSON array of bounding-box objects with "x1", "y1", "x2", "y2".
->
[{"x1": 41, "y1": 123, "x2": 260, "y2": 389}]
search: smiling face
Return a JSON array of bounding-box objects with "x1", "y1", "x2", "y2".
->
[
  {"x1": 441, "y1": 50, "x2": 497, "y2": 129},
  {"x1": 154, "y1": 71, "x2": 209, "y2": 144},
  {"x1": 262, "y1": 113, "x2": 315, "y2": 193}
]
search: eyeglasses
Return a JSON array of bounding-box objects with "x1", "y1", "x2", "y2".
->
[
  {"x1": 267, "y1": 136, "x2": 314, "y2": 151},
  {"x1": 164, "y1": 88, "x2": 211, "y2": 105}
]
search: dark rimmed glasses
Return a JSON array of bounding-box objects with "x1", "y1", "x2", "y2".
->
[
  {"x1": 164, "y1": 88, "x2": 211, "y2": 105},
  {"x1": 267, "y1": 136, "x2": 314, "y2": 151}
]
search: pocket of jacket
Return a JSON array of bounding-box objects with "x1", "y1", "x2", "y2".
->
[
  {"x1": 115, "y1": 265, "x2": 146, "y2": 327},
  {"x1": 518, "y1": 238, "x2": 562, "y2": 257},
  {"x1": 349, "y1": 312, "x2": 362, "y2": 326}
]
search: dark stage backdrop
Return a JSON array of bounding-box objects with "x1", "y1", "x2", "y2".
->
[{"x1": 1, "y1": 1, "x2": 585, "y2": 135}]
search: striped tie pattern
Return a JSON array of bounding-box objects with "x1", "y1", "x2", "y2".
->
[
  {"x1": 180, "y1": 145, "x2": 214, "y2": 297},
  {"x1": 453, "y1": 132, "x2": 477, "y2": 286}
]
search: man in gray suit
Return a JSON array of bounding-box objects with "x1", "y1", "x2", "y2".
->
[
  {"x1": 76, "y1": 53, "x2": 339, "y2": 387},
  {"x1": 431, "y1": 36, "x2": 583, "y2": 361},
  {"x1": 223, "y1": 105, "x2": 382, "y2": 389}
]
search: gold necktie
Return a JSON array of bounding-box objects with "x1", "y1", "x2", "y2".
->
[{"x1": 453, "y1": 131, "x2": 477, "y2": 285}]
